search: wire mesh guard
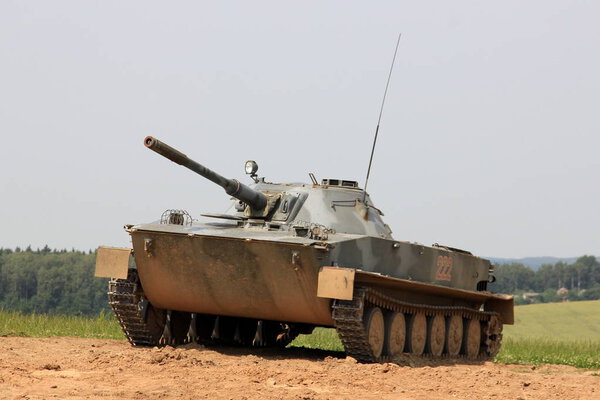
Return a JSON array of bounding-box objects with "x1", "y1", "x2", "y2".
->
[{"x1": 160, "y1": 209, "x2": 192, "y2": 226}]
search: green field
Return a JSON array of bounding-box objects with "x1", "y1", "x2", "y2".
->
[
  {"x1": 495, "y1": 300, "x2": 600, "y2": 368},
  {"x1": 1, "y1": 300, "x2": 599, "y2": 369},
  {"x1": 503, "y1": 300, "x2": 600, "y2": 339},
  {"x1": 0, "y1": 310, "x2": 123, "y2": 340}
]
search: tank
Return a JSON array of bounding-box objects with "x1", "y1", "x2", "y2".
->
[{"x1": 95, "y1": 136, "x2": 513, "y2": 362}]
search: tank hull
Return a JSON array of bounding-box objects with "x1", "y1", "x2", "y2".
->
[
  {"x1": 131, "y1": 230, "x2": 334, "y2": 326},
  {"x1": 129, "y1": 227, "x2": 513, "y2": 327},
  {"x1": 98, "y1": 224, "x2": 513, "y2": 361}
]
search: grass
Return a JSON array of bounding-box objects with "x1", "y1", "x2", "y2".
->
[
  {"x1": 0, "y1": 309, "x2": 123, "y2": 340},
  {"x1": 1, "y1": 300, "x2": 599, "y2": 369},
  {"x1": 495, "y1": 300, "x2": 600, "y2": 369},
  {"x1": 503, "y1": 300, "x2": 600, "y2": 339},
  {"x1": 290, "y1": 327, "x2": 343, "y2": 352},
  {"x1": 495, "y1": 337, "x2": 600, "y2": 369}
]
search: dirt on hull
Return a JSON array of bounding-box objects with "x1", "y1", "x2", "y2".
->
[{"x1": 0, "y1": 337, "x2": 597, "y2": 400}]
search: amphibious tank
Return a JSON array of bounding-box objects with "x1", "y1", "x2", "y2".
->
[{"x1": 95, "y1": 136, "x2": 513, "y2": 363}]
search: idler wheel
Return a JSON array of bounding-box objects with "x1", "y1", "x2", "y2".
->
[
  {"x1": 426, "y1": 314, "x2": 445, "y2": 356},
  {"x1": 463, "y1": 318, "x2": 481, "y2": 359},
  {"x1": 383, "y1": 312, "x2": 406, "y2": 358},
  {"x1": 363, "y1": 307, "x2": 385, "y2": 359},
  {"x1": 407, "y1": 313, "x2": 427, "y2": 355},
  {"x1": 445, "y1": 315, "x2": 463, "y2": 356},
  {"x1": 483, "y1": 315, "x2": 503, "y2": 358}
]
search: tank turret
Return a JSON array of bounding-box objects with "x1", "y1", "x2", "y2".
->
[{"x1": 144, "y1": 136, "x2": 267, "y2": 211}]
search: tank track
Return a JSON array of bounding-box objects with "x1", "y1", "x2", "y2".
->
[
  {"x1": 108, "y1": 270, "x2": 303, "y2": 348},
  {"x1": 332, "y1": 286, "x2": 503, "y2": 363},
  {"x1": 108, "y1": 270, "x2": 163, "y2": 346}
]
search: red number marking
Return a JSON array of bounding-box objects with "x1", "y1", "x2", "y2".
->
[{"x1": 435, "y1": 256, "x2": 453, "y2": 281}]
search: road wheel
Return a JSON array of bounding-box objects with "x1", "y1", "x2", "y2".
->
[
  {"x1": 363, "y1": 307, "x2": 385, "y2": 359},
  {"x1": 426, "y1": 314, "x2": 445, "y2": 356},
  {"x1": 168, "y1": 310, "x2": 192, "y2": 345},
  {"x1": 213, "y1": 316, "x2": 237, "y2": 345},
  {"x1": 463, "y1": 318, "x2": 481, "y2": 359},
  {"x1": 192, "y1": 314, "x2": 217, "y2": 344},
  {"x1": 445, "y1": 315, "x2": 463, "y2": 356},
  {"x1": 235, "y1": 318, "x2": 259, "y2": 346},
  {"x1": 407, "y1": 313, "x2": 427, "y2": 355},
  {"x1": 143, "y1": 302, "x2": 167, "y2": 344},
  {"x1": 384, "y1": 312, "x2": 406, "y2": 358}
]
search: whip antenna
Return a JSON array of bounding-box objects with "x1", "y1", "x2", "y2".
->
[{"x1": 363, "y1": 32, "x2": 402, "y2": 201}]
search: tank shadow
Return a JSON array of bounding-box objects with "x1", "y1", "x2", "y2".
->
[
  {"x1": 175, "y1": 342, "x2": 487, "y2": 367},
  {"x1": 177, "y1": 342, "x2": 346, "y2": 362}
]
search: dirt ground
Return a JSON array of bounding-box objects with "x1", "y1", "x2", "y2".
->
[{"x1": 0, "y1": 337, "x2": 598, "y2": 400}]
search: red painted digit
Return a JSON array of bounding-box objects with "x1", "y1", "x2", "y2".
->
[{"x1": 435, "y1": 256, "x2": 453, "y2": 281}]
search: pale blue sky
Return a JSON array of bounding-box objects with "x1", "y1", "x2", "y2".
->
[{"x1": 1, "y1": 1, "x2": 598, "y2": 258}]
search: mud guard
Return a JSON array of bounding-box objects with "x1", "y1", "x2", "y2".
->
[
  {"x1": 317, "y1": 266, "x2": 356, "y2": 300},
  {"x1": 95, "y1": 246, "x2": 131, "y2": 279},
  {"x1": 483, "y1": 296, "x2": 515, "y2": 324}
]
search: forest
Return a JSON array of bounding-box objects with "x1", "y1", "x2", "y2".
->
[
  {"x1": 490, "y1": 255, "x2": 600, "y2": 304},
  {"x1": 0, "y1": 247, "x2": 109, "y2": 316},
  {"x1": 0, "y1": 247, "x2": 598, "y2": 315}
]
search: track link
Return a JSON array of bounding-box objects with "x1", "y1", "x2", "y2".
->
[
  {"x1": 108, "y1": 270, "x2": 162, "y2": 346},
  {"x1": 332, "y1": 286, "x2": 503, "y2": 363},
  {"x1": 331, "y1": 288, "x2": 377, "y2": 362}
]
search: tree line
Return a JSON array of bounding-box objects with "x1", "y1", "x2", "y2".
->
[
  {"x1": 490, "y1": 255, "x2": 600, "y2": 305},
  {"x1": 0, "y1": 247, "x2": 109, "y2": 316}
]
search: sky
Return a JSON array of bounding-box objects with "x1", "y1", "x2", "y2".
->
[{"x1": 0, "y1": 1, "x2": 598, "y2": 258}]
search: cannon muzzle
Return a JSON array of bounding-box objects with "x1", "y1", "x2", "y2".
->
[{"x1": 144, "y1": 136, "x2": 267, "y2": 211}]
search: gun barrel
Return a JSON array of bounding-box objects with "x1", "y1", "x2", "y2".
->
[{"x1": 144, "y1": 136, "x2": 267, "y2": 210}]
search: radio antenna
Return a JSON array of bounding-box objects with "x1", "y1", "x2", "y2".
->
[{"x1": 363, "y1": 32, "x2": 402, "y2": 202}]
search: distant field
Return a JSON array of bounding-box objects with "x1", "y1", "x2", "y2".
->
[
  {"x1": 503, "y1": 299, "x2": 600, "y2": 340},
  {"x1": 495, "y1": 299, "x2": 600, "y2": 368},
  {"x1": 1, "y1": 300, "x2": 599, "y2": 369}
]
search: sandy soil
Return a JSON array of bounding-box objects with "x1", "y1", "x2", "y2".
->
[{"x1": 0, "y1": 337, "x2": 597, "y2": 400}]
